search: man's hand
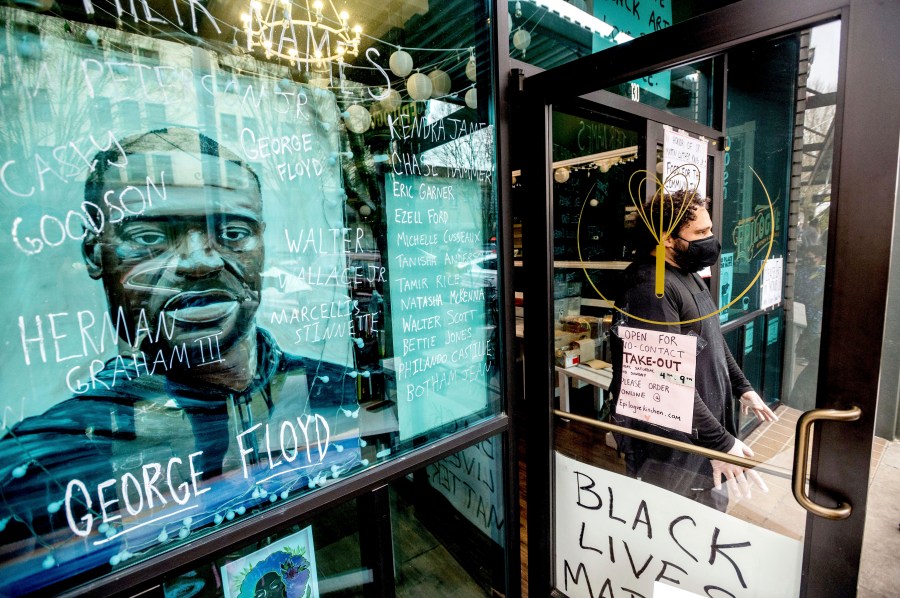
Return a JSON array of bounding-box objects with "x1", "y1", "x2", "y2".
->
[
  {"x1": 740, "y1": 390, "x2": 778, "y2": 422},
  {"x1": 710, "y1": 439, "x2": 769, "y2": 500}
]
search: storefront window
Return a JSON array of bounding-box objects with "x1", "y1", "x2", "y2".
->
[
  {"x1": 0, "y1": 0, "x2": 500, "y2": 593},
  {"x1": 161, "y1": 434, "x2": 508, "y2": 597}
]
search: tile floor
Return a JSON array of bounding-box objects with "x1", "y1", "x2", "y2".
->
[
  {"x1": 857, "y1": 440, "x2": 900, "y2": 598},
  {"x1": 522, "y1": 404, "x2": 900, "y2": 597},
  {"x1": 738, "y1": 406, "x2": 900, "y2": 597}
]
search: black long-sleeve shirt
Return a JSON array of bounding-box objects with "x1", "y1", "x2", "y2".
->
[{"x1": 610, "y1": 258, "x2": 752, "y2": 453}]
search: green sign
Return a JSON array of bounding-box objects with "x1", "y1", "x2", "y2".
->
[
  {"x1": 720, "y1": 252, "x2": 734, "y2": 323},
  {"x1": 385, "y1": 174, "x2": 493, "y2": 440}
]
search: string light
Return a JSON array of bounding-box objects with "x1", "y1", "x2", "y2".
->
[
  {"x1": 406, "y1": 71, "x2": 433, "y2": 101},
  {"x1": 465, "y1": 49, "x2": 477, "y2": 82},
  {"x1": 465, "y1": 87, "x2": 478, "y2": 109},
  {"x1": 389, "y1": 49, "x2": 414, "y2": 77}
]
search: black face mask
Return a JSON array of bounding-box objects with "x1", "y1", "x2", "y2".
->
[{"x1": 673, "y1": 235, "x2": 721, "y2": 272}]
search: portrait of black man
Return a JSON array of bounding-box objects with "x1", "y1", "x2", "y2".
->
[{"x1": 0, "y1": 128, "x2": 362, "y2": 591}]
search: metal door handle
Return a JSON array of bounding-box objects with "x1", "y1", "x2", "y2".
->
[{"x1": 792, "y1": 406, "x2": 862, "y2": 520}]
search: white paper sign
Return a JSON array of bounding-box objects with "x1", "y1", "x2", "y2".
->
[
  {"x1": 617, "y1": 327, "x2": 697, "y2": 433},
  {"x1": 760, "y1": 257, "x2": 784, "y2": 310},
  {"x1": 554, "y1": 453, "x2": 803, "y2": 598},
  {"x1": 663, "y1": 128, "x2": 708, "y2": 194},
  {"x1": 653, "y1": 581, "x2": 708, "y2": 597}
]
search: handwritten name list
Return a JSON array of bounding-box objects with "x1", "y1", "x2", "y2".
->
[{"x1": 386, "y1": 174, "x2": 492, "y2": 440}]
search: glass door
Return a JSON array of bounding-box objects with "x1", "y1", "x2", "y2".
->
[{"x1": 516, "y1": 1, "x2": 897, "y2": 597}]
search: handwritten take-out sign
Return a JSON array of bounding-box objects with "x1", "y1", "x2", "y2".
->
[{"x1": 616, "y1": 326, "x2": 696, "y2": 433}]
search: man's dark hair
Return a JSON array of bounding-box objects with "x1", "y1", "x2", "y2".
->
[
  {"x1": 84, "y1": 127, "x2": 261, "y2": 204},
  {"x1": 632, "y1": 189, "x2": 710, "y2": 253}
]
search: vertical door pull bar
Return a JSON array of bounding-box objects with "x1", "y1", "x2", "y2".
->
[{"x1": 792, "y1": 406, "x2": 862, "y2": 520}]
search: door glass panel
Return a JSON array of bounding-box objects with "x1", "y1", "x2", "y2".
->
[
  {"x1": 604, "y1": 58, "x2": 717, "y2": 127},
  {"x1": 509, "y1": 0, "x2": 739, "y2": 70},
  {"x1": 719, "y1": 35, "x2": 798, "y2": 323},
  {"x1": 783, "y1": 21, "x2": 839, "y2": 414},
  {"x1": 549, "y1": 20, "x2": 841, "y2": 598},
  {"x1": 549, "y1": 109, "x2": 641, "y2": 405}
]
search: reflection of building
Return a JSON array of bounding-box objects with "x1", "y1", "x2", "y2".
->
[{"x1": 0, "y1": 7, "x2": 343, "y2": 184}]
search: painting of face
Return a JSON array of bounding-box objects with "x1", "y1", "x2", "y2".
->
[
  {"x1": 254, "y1": 571, "x2": 286, "y2": 598},
  {"x1": 85, "y1": 157, "x2": 265, "y2": 360},
  {"x1": 221, "y1": 526, "x2": 317, "y2": 598}
]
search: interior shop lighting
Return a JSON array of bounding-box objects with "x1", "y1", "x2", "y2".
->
[{"x1": 242, "y1": 0, "x2": 362, "y2": 66}]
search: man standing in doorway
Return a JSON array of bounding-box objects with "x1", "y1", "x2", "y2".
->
[{"x1": 610, "y1": 189, "x2": 777, "y2": 511}]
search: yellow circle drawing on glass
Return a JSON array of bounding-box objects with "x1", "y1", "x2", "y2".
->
[{"x1": 575, "y1": 165, "x2": 775, "y2": 326}]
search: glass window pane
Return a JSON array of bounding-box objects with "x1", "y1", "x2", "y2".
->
[
  {"x1": 510, "y1": 0, "x2": 739, "y2": 70},
  {"x1": 0, "y1": 0, "x2": 501, "y2": 593},
  {"x1": 164, "y1": 499, "x2": 365, "y2": 597},
  {"x1": 783, "y1": 22, "x2": 838, "y2": 413},
  {"x1": 719, "y1": 35, "x2": 799, "y2": 322},
  {"x1": 603, "y1": 58, "x2": 716, "y2": 127},
  {"x1": 395, "y1": 435, "x2": 507, "y2": 595},
  {"x1": 160, "y1": 434, "x2": 508, "y2": 596},
  {"x1": 549, "y1": 109, "x2": 642, "y2": 413}
]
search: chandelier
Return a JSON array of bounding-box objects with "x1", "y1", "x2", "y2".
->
[{"x1": 241, "y1": 0, "x2": 362, "y2": 66}]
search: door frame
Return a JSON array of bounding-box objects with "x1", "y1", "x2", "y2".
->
[{"x1": 513, "y1": 0, "x2": 900, "y2": 596}]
